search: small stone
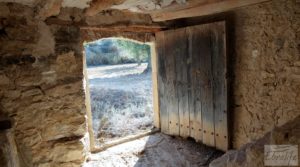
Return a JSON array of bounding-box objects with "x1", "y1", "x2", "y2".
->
[
  {"x1": 0, "y1": 74, "x2": 10, "y2": 86},
  {"x1": 46, "y1": 81, "x2": 82, "y2": 97},
  {"x1": 16, "y1": 75, "x2": 42, "y2": 87},
  {"x1": 36, "y1": 0, "x2": 63, "y2": 20},
  {"x1": 32, "y1": 22, "x2": 55, "y2": 57},
  {"x1": 42, "y1": 70, "x2": 57, "y2": 84},
  {"x1": 0, "y1": 4, "x2": 10, "y2": 17},
  {"x1": 261, "y1": 71, "x2": 275, "y2": 79},
  {"x1": 21, "y1": 88, "x2": 42, "y2": 98},
  {"x1": 294, "y1": 61, "x2": 300, "y2": 67},
  {"x1": 55, "y1": 51, "x2": 77, "y2": 73},
  {"x1": 52, "y1": 140, "x2": 85, "y2": 162},
  {"x1": 41, "y1": 109, "x2": 86, "y2": 141},
  {"x1": 4, "y1": 90, "x2": 21, "y2": 100},
  {"x1": 251, "y1": 50, "x2": 259, "y2": 58}
]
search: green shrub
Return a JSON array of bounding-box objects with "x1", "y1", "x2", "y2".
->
[{"x1": 84, "y1": 38, "x2": 150, "y2": 66}]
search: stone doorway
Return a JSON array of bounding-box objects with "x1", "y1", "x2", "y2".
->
[{"x1": 81, "y1": 32, "x2": 160, "y2": 151}]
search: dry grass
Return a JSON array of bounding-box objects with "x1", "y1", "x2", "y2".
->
[{"x1": 89, "y1": 68, "x2": 153, "y2": 145}]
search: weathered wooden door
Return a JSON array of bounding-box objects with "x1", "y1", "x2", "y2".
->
[{"x1": 156, "y1": 21, "x2": 228, "y2": 151}]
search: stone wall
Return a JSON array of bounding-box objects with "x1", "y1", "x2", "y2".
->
[
  {"x1": 0, "y1": 2, "x2": 157, "y2": 166},
  {"x1": 232, "y1": 0, "x2": 300, "y2": 148},
  {"x1": 0, "y1": 3, "x2": 87, "y2": 166}
]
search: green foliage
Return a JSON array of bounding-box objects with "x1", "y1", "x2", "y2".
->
[
  {"x1": 115, "y1": 39, "x2": 150, "y2": 64},
  {"x1": 84, "y1": 38, "x2": 151, "y2": 67}
]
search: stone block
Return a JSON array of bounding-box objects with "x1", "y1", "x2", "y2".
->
[
  {"x1": 0, "y1": 74, "x2": 10, "y2": 86},
  {"x1": 55, "y1": 51, "x2": 77, "y2": 74},
  {"x1": 45, "y1": 81, "x2": 82, "y2": 97}
]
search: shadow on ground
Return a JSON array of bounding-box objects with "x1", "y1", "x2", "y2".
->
[
  {"x1": 133, "y1": 134, "x2": 224, "y2": 167},
  {"x1": 85, "y1": 133, "x2": 223, "y2": 167}
]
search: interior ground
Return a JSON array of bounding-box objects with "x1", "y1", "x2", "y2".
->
[{"x1": 84, "y1": 133, "x2": 223, "y2": 167}]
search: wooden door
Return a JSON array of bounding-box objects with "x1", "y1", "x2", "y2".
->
[{"x1": 156, "y1": 21, "x2": 228, "y2": 151}]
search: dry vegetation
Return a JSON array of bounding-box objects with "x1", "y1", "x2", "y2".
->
[{"x1": 87, "y1": 63, "x2": 154, "y2": 145}]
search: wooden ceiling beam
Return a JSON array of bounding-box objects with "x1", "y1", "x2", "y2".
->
[
  {"x1": 151, "y1": 0, "x2": 271, "y2": 22},
  {"x1": 148, "y1": 0, "x2": 222, "y2": 13}
]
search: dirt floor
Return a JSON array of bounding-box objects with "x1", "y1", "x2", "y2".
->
[{"x1": 84, "y1": 133, "x2": 223, "y2": 167}]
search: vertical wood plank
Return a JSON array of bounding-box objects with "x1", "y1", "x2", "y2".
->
[
  {"x1": 187, "y1": 27, "x2": 195, "y2": 140},
  {"x1": 174, "y1": 28, "x2": 190, "y2": 138},
  {"x1": 150, "y1": 42, "x2": 160, "y2": 129},
  {"x1": 211, "y1": 22, "x2": 228, "y2": 151},
  {"x1": 164, "y1": 30, "x2": 180, "y2": 136},
  {"x1": 188, "y1": 26, "x2": 203, "y2": 142},
  {"x1": 197, "y1": 25, "x2": 215, "y2": 147},
  {"x1": 83, "y1": 51, "x2": 96, "y2": 150},
  {"x1": 156, "y1": 31, "x2": 169, "y2": 134}
]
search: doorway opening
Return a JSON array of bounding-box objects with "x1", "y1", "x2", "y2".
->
[{"x1": 83, "y1": 38, "x2": 157, "y2": 148}]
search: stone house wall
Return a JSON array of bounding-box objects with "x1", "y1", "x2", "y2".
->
[
  {"x1": 0, "y1": 3, "x2": 87, "y2": 166},
  {"x1": 231, "y1": 0, "x2": 300, "y2": 148}
]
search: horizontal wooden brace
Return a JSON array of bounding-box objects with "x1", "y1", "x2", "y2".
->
[{"x1": 151, "y1": 0, "x2": 271, "y2": 21}]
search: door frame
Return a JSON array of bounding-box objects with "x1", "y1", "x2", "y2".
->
[{"x1": 81, "y1": 33, "x2": 160, "y2": 152}]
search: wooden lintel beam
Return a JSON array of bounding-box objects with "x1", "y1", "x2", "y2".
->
[
  {"x1": 151, "y1": 0, "x2": 271, "y2": 22},
  {"x1": 80, "y1": 25, "x2": 164, "y2": 33},
  {"x1": 45, "y1": 17, "x2": 164, "y2": 33},
  {"x1": 45, "y1": 17, "x2": 87, "y2": 26}
]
